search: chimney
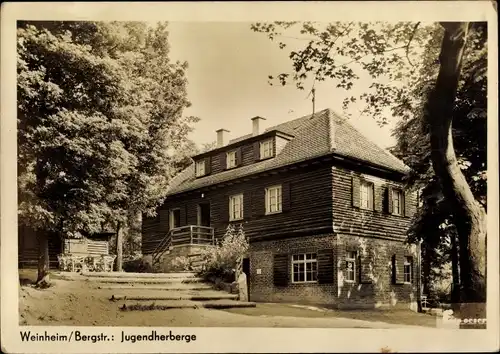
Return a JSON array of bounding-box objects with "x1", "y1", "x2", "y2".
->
[
  {"x1": 251, "y1": 116, "x2": 267, "y2": 136},
  {"x1": 216, "y1": 129, "x2": 230, "y2": 148}
]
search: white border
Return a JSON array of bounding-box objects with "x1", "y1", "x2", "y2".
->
[{"x1": 1, "y1": 1, "x2": 498, "y2": 353}]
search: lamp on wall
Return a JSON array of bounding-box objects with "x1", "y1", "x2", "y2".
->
[{"x1": 201, "y1": 193, "x2": 205, "y2": 198}]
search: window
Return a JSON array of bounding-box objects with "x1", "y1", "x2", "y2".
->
[
  {"x1": 229, "y1": 194, "x2": 244, "y2": 221},
  {"x1": 404, "y1": 257, "x2": 412, "y2": 283},
  {"x1": 260, "y1": 139, "x2": 273, "y2": 159},
  {"x1": 292, "y1": 253, "x2": 317, "y2": 283},
  {"x1": 392, "y1": 189, "x2": 404, "y2": 215},
  {"x1": 226, "y1": 150, "x2": 237, "y2": 169},
  {"x1": 345, "y1": 251, "x2": 357, "y2": 282},
  {"x1": 360, "y1": 180, "x2": 374, "y2": 210},
  {"x1": 169, "y1": 208, "x2": 181, "y2": 230},
  {"x1": 265, "y1": 185, "x2": 282, "y2": 214},
  {"x1": 195, "y1": 160, "x2": 206, "y2": 177}
]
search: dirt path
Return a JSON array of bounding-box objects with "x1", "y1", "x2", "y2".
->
[{"x1": 18, "y1": 270, "x2": 436, "y2": 328}]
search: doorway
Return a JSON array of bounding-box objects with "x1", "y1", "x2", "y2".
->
[
  {"x1": 242, "y1": 257, "x2": 250, "y2": 300},
  {"x1": 197, "y1": 203, "x2": 211, "y2": 227}
]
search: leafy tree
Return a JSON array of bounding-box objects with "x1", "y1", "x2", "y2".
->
[
  {"x1": 17, "y1": 21, "x2": 197, "y2": 282},
  {"x1": 252, "y1": 21, "x2": 487, "y2": 302},
  {"x1": 390, "y1": 24, "x2": 486, "y2": 303}
]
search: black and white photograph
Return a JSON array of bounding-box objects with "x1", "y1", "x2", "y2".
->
[{"x1": 1, "y1": 1, "x2": 498, "y2": 353}]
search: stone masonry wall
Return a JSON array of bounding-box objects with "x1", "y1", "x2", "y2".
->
[
  {"x1": 335, "y1": 234, "x2": 418, "y2": 310},
  {"x1": 250, "y1": 234, "x2": 337, "y2": 304},
  {"x1": 156, "y1": 244, "x2": 209, "y2": 272},
  {"x1": 249, "y1": 233, "x2": 419, "y2": 310}
]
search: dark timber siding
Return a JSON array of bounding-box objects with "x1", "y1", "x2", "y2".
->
[
  {"x1": 331, "y1": 166, "x2": 416, "y2": 240},
  {"x1": 142, "y1": 164, "x2": 334, "y2": 254}
]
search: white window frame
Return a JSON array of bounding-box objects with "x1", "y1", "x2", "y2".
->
[
  {"x1": 169, "y1": 208, "x2": 181, "y2": 231},
  {"x1": 260, "y1": 139, "x2": 274, "y2": 159},
  {"x1": 404, "y1": 256, "x2": 412, "y2": 283},
  {"x1": 345, "y1": 251, "x2": 356, "y2": 283},
  {"x1": 360, "y1": 180, "x2": 374, "y2": 210},
  {"x1": 265, "y1": 185, "x2": 282, "y2": 215},
  {"x1": 392, "y1": 188, "x2": 404, "y2": 216},
  {"x1": 226, "y1": 150, "x2": 237, "y2": 169},
  {"x1": 291, "y1": 253, "x2": 318, "y2": 283},
  {"x1": 195, "y1": 160, "x2": 206, "y2": 177},
  {"x1": 229, "y1": 194, "x2": 244, "y2": 221}
]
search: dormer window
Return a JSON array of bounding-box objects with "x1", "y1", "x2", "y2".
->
[
  {"x1": 195, "y1": 160, "x2": 206, "y2": 177},
  {"x1": 260, "y1": 139, "x2": 273, "y2": 159},
  {"x1": 226, "y1": 150, "x2": 237, "y2": 169}
]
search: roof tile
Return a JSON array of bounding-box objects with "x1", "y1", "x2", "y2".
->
[{"x1": 167, "y1": 108, "x2": 409, "y2": 195}]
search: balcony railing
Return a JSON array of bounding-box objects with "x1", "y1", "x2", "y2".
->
[
  {"x1": 170, "y1": 225, "x2": 215, "y2": 246},
  {"x1": 151, "y1": 225, "x2": 214, "y2": 265}
]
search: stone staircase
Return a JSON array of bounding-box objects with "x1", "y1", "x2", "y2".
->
[{"x1": 58, "y1": 271, "x2": 255, "y2": 311}]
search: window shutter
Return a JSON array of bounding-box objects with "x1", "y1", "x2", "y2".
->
[
  {"x1": 236, "y1": 147, "x2": 242, "y2": 166},
  {"x1": 373, "y1": 185, "x2": 383, "y2": 212},
  {"x1": 243, "y1": 191, "x2": 252, "y2": 220},
  {"x1": 273, "y1": 254, "x2": 289, "y2": 287},
  {"x1": 404, "y1": 190, "x2": 415, "y2": 218},
  {"x1": 317, "y1": 249, "x2": 334, "y2": 284},
  {"x1": 221, "y1": 195, "x2": 229, "y2": 222},
  {"x1": 352, "y1": 176, "x2": 360, "y2": 208},
  {"x1": 205, "y1": 157, "x2": 212, "y2": 175},
  {"x1": 253, "y1": 141, "x2": 260, "y2": 161},
  {"x1": 397, "y1": 254, "x2": 405, "y2": 284},
  {"x1": 220, "y1": 152, "x2": 227, "y2": 170},
  {"x1": 282, "y1": 182, "x2": 291, "y2": 212},
  {"x1": 359, "y1": 252, "x2": 373, "y2": 284},
  {"x1": 386, "y1": 187, "x2": 393, "y2": 214},
  {"x1": 252, "y1": 189, "x2": 266, "y2": 217}
]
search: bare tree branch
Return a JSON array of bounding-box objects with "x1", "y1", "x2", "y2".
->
[{"x1": 405, "y1": 22, "x2": 421, "y2": 67}]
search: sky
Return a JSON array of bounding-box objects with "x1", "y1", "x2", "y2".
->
[{"x1": 167, "y1": 22, "x2": 399, "y2": 150}]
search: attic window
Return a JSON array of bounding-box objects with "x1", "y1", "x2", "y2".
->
[
  {"x1": 195, "y1": 160, "x2": 206, "y2": 177},
  {"x1": 227, "y1": 150, "x2": 237, "y2": 169},
  {"x1": 260, "y1": 139, "x2": 273, "y2": 159}
]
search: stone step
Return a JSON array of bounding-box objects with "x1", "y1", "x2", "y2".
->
[
  {"x1": 96, "y1": 283, "x2": 214, "y2": 291},
  {"x1": 82, "y1": 277, "x2": 205, "y2": 284},
  {"x1": 110, "y1": 293, "x2": 238, "y2": 302},
  {"x1": 119, "y1": 299, "x2": 256, "y2": 311},
  {"x1": 81, "y1": 271, "x2": 198, "y2": 279}
]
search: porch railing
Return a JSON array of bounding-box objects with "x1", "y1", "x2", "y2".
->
[{"x1": 151, "y1": 225, "x2": 214, "y2": 265}]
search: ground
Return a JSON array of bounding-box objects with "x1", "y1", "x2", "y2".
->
[{"x1": 18, "y1": 269, "x2": 438, "y2": 328}]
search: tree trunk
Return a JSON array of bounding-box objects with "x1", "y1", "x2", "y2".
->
[
  {"x1": 115, "y1": 222, "x2": 124, "y2": 272},
  {"x1": 36, "y1": 230, "x2": 50, "y2": 287},
  {"x1": 426, "y1": 22, "x2": 486, "y2": 303},
  {"x1": 421, "y1": 244, "x2": 431, "y2": 296},
  {"x1": 450, "y1": 230, "x2": 461, "y2": 303}
]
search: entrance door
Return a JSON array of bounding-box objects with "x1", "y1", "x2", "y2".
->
[
  {"x1": 197, "y1": 203, "x2": 211, "y2": 227},
  {"x1": 242, "y1": 257, "x2": 250, "y2": 301},
  {"x1": 169, "y1": 209, "x2": 181, "y2": 230}
]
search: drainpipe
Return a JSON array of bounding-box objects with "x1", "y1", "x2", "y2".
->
[{"x1": 417, "y1": 240, "x2": 422, "y2": 312}]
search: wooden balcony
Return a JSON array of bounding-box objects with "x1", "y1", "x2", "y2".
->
[{"x1": 170, "y1": 225, "x2": 215, "y2": 246}]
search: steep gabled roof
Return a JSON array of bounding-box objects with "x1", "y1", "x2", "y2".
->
[{"x1": 167, "y1": 108, "x2": 409, "y2": 195}]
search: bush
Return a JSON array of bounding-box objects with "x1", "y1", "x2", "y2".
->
[
  {"x1": 123, "y1": 258, "x2": 153, "y2": 273},
  {"x1": 170, "y1": 256, "x2": 192, "y2": 271},
  {"x1": 199, "y1": 225, "x2": 248, "y2": 283}
]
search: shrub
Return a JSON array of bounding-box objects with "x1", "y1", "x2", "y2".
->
[
  {"x1": 199, "y1": 225, "x2": 248, "y2": 282},
  {"x1": 123, "y1": 258, "x2": 153, "y2": 273},
  {"x1": 170, "y1": 256, "x2": 192, "y2": 271}
]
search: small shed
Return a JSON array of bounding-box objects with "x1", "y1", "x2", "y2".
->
[{"x1": 58, "y1": 231, "x2": 116, "y2": 272}]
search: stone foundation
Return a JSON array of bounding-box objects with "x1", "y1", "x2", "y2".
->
[
  {"x1": 249, "y1": 233, "x2": 419, "y2": 310},
  {"x1": 155, "y1": 244, "x2": 210, "y2": 272}
]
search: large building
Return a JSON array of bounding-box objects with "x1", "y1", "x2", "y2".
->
[{"x1": 142, "y1": 108, "x2": 420, "y2": 310}]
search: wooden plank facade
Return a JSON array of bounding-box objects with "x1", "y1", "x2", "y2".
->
[{"x1": 141, "y1": 109, "x2": 419, "y2": 309}]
